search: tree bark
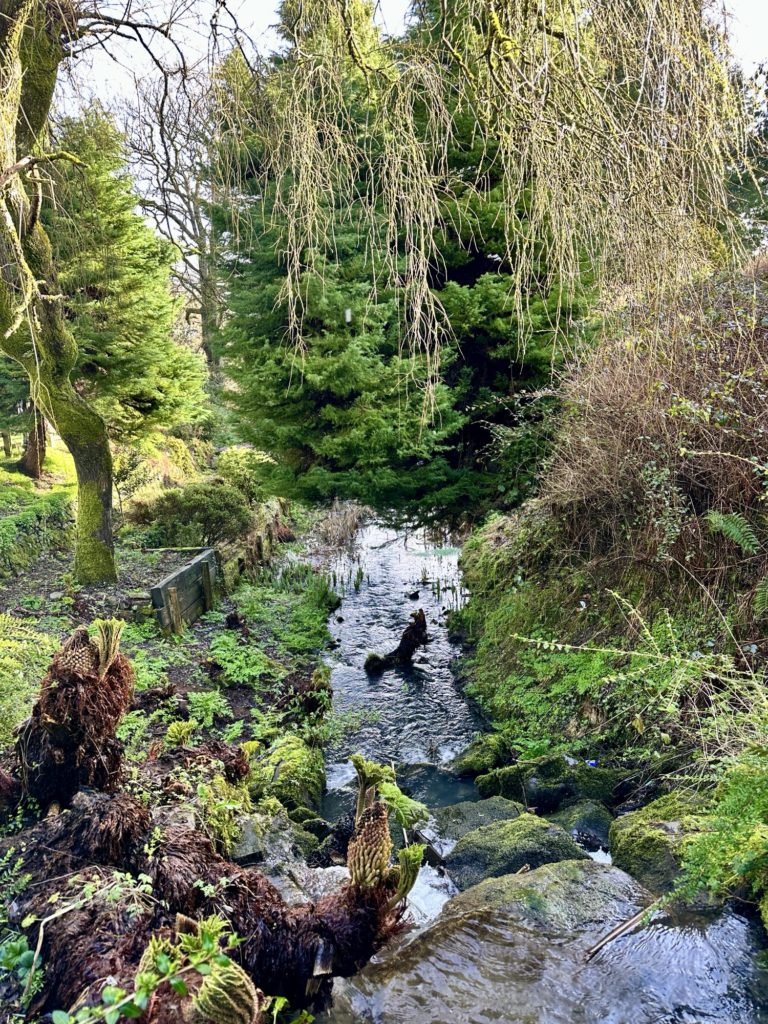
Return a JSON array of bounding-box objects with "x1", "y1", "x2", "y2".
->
[
  {"x1": 17, "y1": 403, "x2": 46, "y2": 478},
  {"x1": 1, "y1": 430, "x2": 12, "y2": 457},
  {"x1": 0, "y1": 2, "x2": 117, "y2": 582}
]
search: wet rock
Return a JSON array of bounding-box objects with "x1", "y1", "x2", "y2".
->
[
  {"x1": 308, "y1": 809, "x2": 356, "y2": 867},
  {"x1": 232, "y1": 804, "x2": 318, "y2": 870},
  {"x1": 451, "y1": 733, "x2": 509, "y2": 777},
  {"x1": 419, "y1": 795, "x2": 524, "y2": 859},
  {"x1": 477, "y1": 753, "x2": 626, "y2": 811},
  {"x1": 249, "y1": 733, "x2": 325, "y2": 810},
  {"x1": 550, "y1": 799, "x2": 613, "y2": 851},
  {"x1": 327, "y1": 859, "x2": 768, "y2": 1024},
  {"x1": 609, "y1": 792, "x2": 707, "y2": 893},
  {"x1": 445, "y1": 811, "x2": 588, "y2": 889}
]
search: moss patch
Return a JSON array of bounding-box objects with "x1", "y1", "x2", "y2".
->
[
  {"x1": 250, "y1": 733, "x2": 325, "y2": 810},
  {"x1": 609, "y1": 793, "x2": 707, "y2": 893},
  {"x1": 477, "y1": 754, "x2": 625, "y2": 812},
  {"x1": 445, "y1": 811, "x2": 589, "y2": 890}
]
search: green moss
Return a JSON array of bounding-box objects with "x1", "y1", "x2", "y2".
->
[
  {"x1": 445, "y1": 811, "x2": 588, "y2": 890},
  {"x1": 609, "y1": 793, "x2": 707, "y2": 893},
  {"x1": 250, "y1": 733, "x2": 325, "y2": 810},
  {"x1": 451, "y1": 733, "x2": 510, "y2": 776},
  {"x1": 476, "y1": 754, "x2": 625, "y2": 812},
  {"x1": 549, "y1": 800, "x2": 613, "y2": 849},
  {"x1": 73, "y1": 479, "x2": 117, "y2": 583}
]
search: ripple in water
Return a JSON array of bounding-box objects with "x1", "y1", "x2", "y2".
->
[{"x1": 322, "y1": 522, "x2": 484, "y2": 774}]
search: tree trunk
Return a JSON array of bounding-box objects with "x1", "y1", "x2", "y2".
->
[
  {"x1": 1, "y1": 431, "x2": 11, "y2": 458},
  {"x1": 0, "y1": 2, "x2": 118, "y2": 584},
  {"x1": 48, "y1": 382, "x2": 117, "y2": 584},
  {"x1": 17, "y1": 404, "x2": 46, "y2": 478}
]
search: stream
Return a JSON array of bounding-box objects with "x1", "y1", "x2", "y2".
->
[{"x1": 315, "y1": 523, "x2": 768, "y2": 1024}]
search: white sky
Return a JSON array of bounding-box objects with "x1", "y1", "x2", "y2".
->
[{"x1": 69, "y1": 0, "x2": 768, "y2": 113}]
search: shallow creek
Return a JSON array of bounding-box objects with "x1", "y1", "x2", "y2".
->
[{"x1": 315, "y1": 524, "x2": 768, "y2": 1023}]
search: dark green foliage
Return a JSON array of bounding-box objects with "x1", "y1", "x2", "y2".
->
[
  {"x1": 214, "y1": 11, "x2": 588, "y2": 523},
  {"x1": 145, "y1": 482, "x2": 252, "y2": 546},
  {"x1": 43, "y1": 105, "x2": 207, "y2": 440}
]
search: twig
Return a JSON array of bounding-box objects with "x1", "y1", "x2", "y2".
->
[{"x1": 584, "y1": 899, "x2": 662, "y2": 962}]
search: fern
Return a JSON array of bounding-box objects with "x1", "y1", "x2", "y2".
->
[
  {"x1": 754, "y1": 576, "x2": 768, "y2": 618},
  {"x1": 704, "y1": 511, "x2": 759, "y2": 554}
]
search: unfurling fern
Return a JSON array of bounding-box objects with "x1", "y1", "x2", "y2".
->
[{"x1": 704, "y1": 511, "x2": 760, "y2": 554}]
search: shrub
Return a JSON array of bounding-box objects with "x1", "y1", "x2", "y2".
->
[
  {"x1": 215, "y1": 447, "x2": 273, "y2": 506},
  {"x1": 144, "y1": 482, "x2": 252, "y2": 547},
  {"x1": 543, "y1": 263, "x2": 768, "y2": 583},
  {"x1": 678, "y1": 750, "x2": 768, "y2": 927}
]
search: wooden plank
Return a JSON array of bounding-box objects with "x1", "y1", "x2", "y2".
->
[
  {"x1": 201, "y1": 560, "x2": 213, "y2": 611},
  {"x1": 150, "y1": 548, "x2": 216, "y2": 609},
  {"x1": 167, "y1": 586, "x2": 184, "y2": 635}
]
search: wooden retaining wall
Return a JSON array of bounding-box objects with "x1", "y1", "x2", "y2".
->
[{"x1": 150, "y1": 547, "x2": 218, "y2": 634}]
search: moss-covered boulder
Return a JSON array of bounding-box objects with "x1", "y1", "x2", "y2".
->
[
  {"x1": 445, "y1": 811, "x2": 588, "y2": 889},
  {"x1": 477, "y1": 753, "x2": 625, "y2": 811},
  {"x1": 419, "y1": 795, "x2": 524, "y2": 859},
  {"x1": 550, "y1": 799, "x2": 613, "y2": 851},
  {"x1": 451, "y1": 733, "x2": 510, "y2": 777},
  {"x1": 609, "y1": 792, "x2": 706, "y2": 893},
  {"x1": 250, "y1": 733, "x2": 325, "y2": 810}
]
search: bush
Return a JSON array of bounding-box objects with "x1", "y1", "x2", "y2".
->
[
  {"x1": 215, "y1": 447, "x2": 273, "y2": 506},
  {"x1": 679, "y1": 750, "x2": 768, "y2": 926},
  {"x1": 144, "y1": 482, "x2": 252, "y2": 547},
  {"x1": 544, "y1": 263, "x2": 768, "y2": 583}
]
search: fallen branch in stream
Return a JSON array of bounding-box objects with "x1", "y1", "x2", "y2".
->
[{"x1": 584, "y1": 899, "x2": 663, "y2": 962}]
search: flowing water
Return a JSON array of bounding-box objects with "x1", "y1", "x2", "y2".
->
[
  {"x1": 316, "y1": 523, "x2": 768, "y2": 1024},
  {"x1": 321, "y1": 521, "x2": 484, "y2": 800}
]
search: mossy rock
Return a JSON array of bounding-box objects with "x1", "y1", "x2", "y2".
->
[
  {"x1": 609, "y1": 792, "x2": 707, "y2": 893},
  {"x1": 232, "y1": 805, "x2": 318, "y2": 868},
  {"x1": 445, "y1": 811, "x2": 589, "y2": 890},
  {"x1": 250, "y1": 733, "x2": 325, "y2": 810},
  {"x1": 477, "y1": 754, "x2": 625, "y2": 812},
  {"x1": 420, "y1": 795, "x2": 524, "y2": 859},
  {"x1": 451, "y1": 733, "x2": 510, "y2": 777},
  {"x1": 550, "y1": 800, "x2": 613, "y2": 851}
]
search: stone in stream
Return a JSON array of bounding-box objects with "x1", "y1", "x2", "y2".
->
[
  {"x1": 418, "y1": 795, "x2": 524, "y2": 859},
  {"x1": 477, "y1": 752, "x2": 627, "y2": 812},
  {"x1": 444, "y1": 811, "x2": 589, "y2": 890},
  {"x1": 450, "y1": 732, "x2": 510, "y2": 777},
  {"x1": 549, "y1": 799, "x2": 614, "y2": 851},
  {"x1": 609, "y1": 791, "x2": 708, "y2": 894},
  {"x1": 324, "y1": 859, "x2": 768, "y2": 1024}
]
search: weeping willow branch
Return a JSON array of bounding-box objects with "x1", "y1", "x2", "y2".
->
[{"x1": 238, "y1": 0, "x2": 750, "y2": 409}]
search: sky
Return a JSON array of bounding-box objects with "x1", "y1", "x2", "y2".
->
[{"x1": 70, "y1": 0, "x2": 768, "y2": 112}]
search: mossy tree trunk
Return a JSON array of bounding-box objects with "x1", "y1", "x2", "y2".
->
[
  {"x1": 0, "y1": 1, "x2": 117, "y2": 582},
  {"x1": 18, "y1": 404, "x2": 46, "y2": 478},
  {"x1": 2, "y1": 431, "x2": 12, "y2": 458}
]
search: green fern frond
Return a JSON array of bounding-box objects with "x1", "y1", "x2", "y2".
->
[
  {"x1": 704, "y1": 511, "x2": 759, "y2": 554},
  {"x1": 0, "y1": 614, "x2": 56, "y2": 745},
  {"x1": 754, "y1": 576, "x2": 768, "y2": 618}
]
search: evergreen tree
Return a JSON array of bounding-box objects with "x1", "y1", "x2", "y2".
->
[
  {"x1": 216, "y1": 9, "x2": 589, "y2": 520},
  {"x1": 43, "y1": 105, "x2": 207, "y2": 441}
]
